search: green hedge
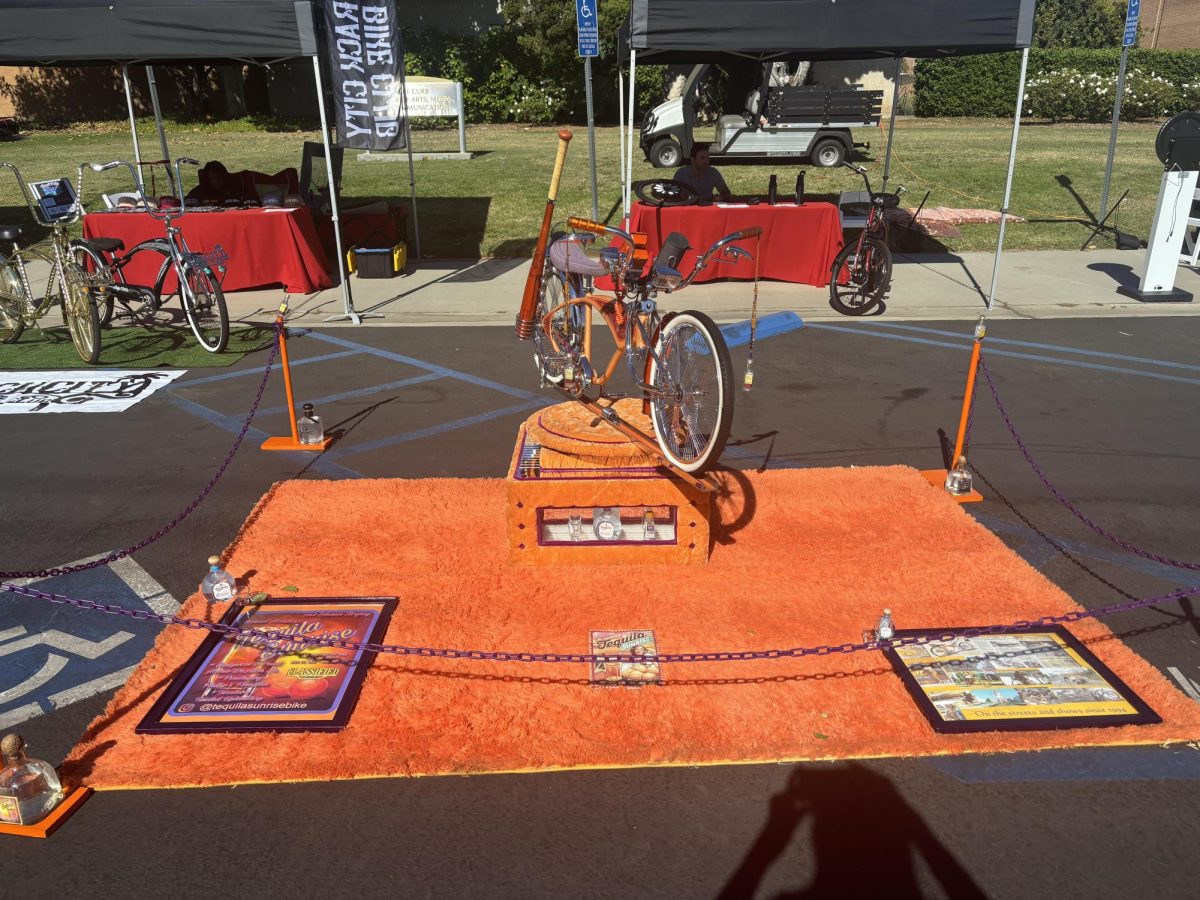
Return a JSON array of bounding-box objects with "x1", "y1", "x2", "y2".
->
[{"x1": 915, "y1": 49, "x2": 1200, "y2": 118}]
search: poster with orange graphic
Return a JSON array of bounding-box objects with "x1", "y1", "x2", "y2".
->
[{"x1": 137, "y1": 597, "x2": 396, "y2": 734}]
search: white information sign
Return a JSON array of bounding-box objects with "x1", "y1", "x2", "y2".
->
[{"x1": 405, "y1": 81, "x2": 462, "y2": 118}]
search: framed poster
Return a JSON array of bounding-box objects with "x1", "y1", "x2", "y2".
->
[
  {"x1": 137, "y1": 596, "x2": 396, "y2": 734},
  {"x1": 885, "y1": 626, "x2": 1160, "y2": 734}
]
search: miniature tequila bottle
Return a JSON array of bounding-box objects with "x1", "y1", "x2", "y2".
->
[
  {"x1": 876, "y1": 608, "x2": 895, "y2": 641},
  {"x1": 944, "y1": 458, "x2": 973, "y2": 496},
  {"x1": 201, "y1": 555, "x2": 237, "y2": 603},
  {"x1": 0, "y1": 734, "x2": 63, "y2": 826},
  {"x1": 297, "y1": 403, "x2": 325, "y2": 445}
]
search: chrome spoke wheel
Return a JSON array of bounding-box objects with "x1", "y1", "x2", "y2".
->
[
  {"x1": 182, "y1": 267, "x2": 229, "y2": 352},
  {"x1": 0, "y1": 255, "x2": 26, "y2": 343},
  {"x1": 63, "y1": 263, "x2": 101, "y2": 363},
  {"x1": 648, "y1": 311, "x2": 733, "y2": 474}
]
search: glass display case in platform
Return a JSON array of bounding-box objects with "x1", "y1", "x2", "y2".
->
[{"x1": 506, "y1": 401, "x2": 711, "y2": 565}]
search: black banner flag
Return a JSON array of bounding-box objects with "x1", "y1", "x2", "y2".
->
[{"x1": 323, "y1": 1, "x2": 406, "y2": 151}]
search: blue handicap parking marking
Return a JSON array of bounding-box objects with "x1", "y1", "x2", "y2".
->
[
  {"x1": 0, "y1": 560, "x2": 178, "y2": 728},
  {"x1": 720, "y1": 311, "x2": 804, "y2": 348}
]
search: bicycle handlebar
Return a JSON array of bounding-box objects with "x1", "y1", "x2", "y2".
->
[
  {"x1": 567, "y1": 216, "x2": 633, "y2": 246},
  {"x1": 86, "y1": 157, "x2": 198, "y2": 221}
]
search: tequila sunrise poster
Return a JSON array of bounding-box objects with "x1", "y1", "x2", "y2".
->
[{"x1": 137, "y1": 597, "x2": 396, "y2": 734}]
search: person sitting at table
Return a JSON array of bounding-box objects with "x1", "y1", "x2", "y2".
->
[
  {"x1": 187, "y1": 161, "x2": 243, "y2": 206},
  {"x1": 673, "y1": 143, "x2": 732, "y2": 202}
]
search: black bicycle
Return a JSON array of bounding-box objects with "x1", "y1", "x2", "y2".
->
[
  {"x1": 829, "y1": 163, "x2": 905, "y2": 316},
  {"x1": 75, "y1": 158, "x2": 230, "y2": 352}
]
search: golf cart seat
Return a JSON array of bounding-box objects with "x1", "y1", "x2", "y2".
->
[
  {"x1": 0, "y1": 223, "x2": 24, "y2": 245},
  {"x1": 547, "y1": 237, "x2": 609, "y2": 278},
  {"x1": 81, "y1": 236, "x2": 125, "y2": 255}
]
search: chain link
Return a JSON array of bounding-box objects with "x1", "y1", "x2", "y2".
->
[
  {"x1": 3, "y1": 579, "x2": 1197, "y2": 665},
  {"x1": 978, "y1": 354, "x2": 1200, "y2": 572},
  {"x1": 0, "y1": 321, "x2": 282, "y2": 582}
]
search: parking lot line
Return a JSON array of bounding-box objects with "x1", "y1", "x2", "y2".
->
[
  {"x1": 179, "y1": 349, "x2": 363, "y2": 387},
  {"x1": 806, "y1": 323, "x2": 1200, "y2": 386}
]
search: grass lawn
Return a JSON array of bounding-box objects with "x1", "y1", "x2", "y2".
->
[{"x1": 0, "y1": 117, "x2": 1171, "y2": 258}]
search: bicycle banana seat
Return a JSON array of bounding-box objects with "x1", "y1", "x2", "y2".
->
[
  {"x1": 547, "y1": 237, "x2": 608, "y2": 278},
  {"x1": 0, "y1": 223, "x2": 23, "y2": 245},
  {"x1": 82, "y1": 237, "x2": 125, "y2": 254}
]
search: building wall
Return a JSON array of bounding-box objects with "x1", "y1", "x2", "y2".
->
[{"x1": 1139, "y1": 0, "x2": 1200, "y2": 50}]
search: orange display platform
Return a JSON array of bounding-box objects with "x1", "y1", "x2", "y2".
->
[
  {"x1": 506, "y1": 401, "x2": 711, "y2": 565},
  {"x1": 0, "y1": 786, "x2": 92, "y2": 839}
]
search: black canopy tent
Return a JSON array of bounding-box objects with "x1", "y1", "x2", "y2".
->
[
  {"x1": 617, "y1": 0, "x2": 1036, "y2": 309},
  {"x1": 0, "y1": 0, "x2": 418, "y2": 323}
]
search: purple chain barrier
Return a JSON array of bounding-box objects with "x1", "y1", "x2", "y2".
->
[
  {"x1": 2, "y1": 579, "x2": 1198, "y2": 665},
  {"x1": 0, "y1": 321, "x2": 283, "y2": 583},
  {"x1": 978, "y1": 355, "x2": 1200, "y2": 572}
]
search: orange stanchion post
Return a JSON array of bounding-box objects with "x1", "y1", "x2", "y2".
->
[
  {"x1": 920, "y1": 317, "x2": 985, "y2": 503},
  {"x1": 261, "y1": 297, "x2": 332, "y2": 453}
]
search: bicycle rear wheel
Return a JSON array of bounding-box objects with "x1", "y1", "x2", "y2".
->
[
  {"x1": 532, "y1": 265, "x2": 583, "y2": 384},
  {"x1": 182, "y1": 266, "x2": 229, "y2": 353},
  {"x1": 0, "y1": 254, "x2": 26, "y2": 343},
  {"x1": 647, "y1": 310, "x2": 733, "y2": 474},
  {"x1": 73, "y1": 243, "x2": 115, "y2": 326},
  {"x1": 829, "y1": 236, "x2": 891, "y2": 316},
  {"x1": 62, "y1": 262, "x2": 101, "y2": 363}
]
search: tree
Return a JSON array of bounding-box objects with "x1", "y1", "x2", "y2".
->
[{"x1": 1034, "y1": 0, "x2": 1127, "y2": 49}]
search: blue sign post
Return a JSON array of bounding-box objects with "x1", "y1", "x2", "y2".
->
[
  {"x1": 577, "y1": 0, "x2": 600, "y2": 218},
  {"x1": 1099, "y1": 0, "x2": 1140, "y2": 230}
]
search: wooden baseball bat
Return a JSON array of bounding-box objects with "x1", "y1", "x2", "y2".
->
[{"x1": 516, "y1": 129, "x2": 573, "y2": 340}]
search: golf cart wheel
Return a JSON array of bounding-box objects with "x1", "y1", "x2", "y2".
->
[
  {"x1": 811, "y1": 138, "x2": 846, "y2": 168},
  {"x1": 650, "y1": 138, "x2": 683, "y2": 169}
]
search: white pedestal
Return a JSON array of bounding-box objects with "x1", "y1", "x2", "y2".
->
[{"x1": 1123, "y1": 169, "x2": 1199, "y2": 302}]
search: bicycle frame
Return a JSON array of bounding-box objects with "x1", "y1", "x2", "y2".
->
[
  {"x1": 84, "y1": 157, "x2": 221, "y2": 305},
  {"x1": 543, "y1": 218, "x2": 760, "y2": 400}
]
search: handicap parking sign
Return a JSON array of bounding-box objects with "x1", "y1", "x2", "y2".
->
[{"x1": 576, "y1": 0, "x2": 599, "y2": 58}]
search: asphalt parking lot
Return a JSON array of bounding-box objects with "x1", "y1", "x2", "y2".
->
[{"x1": 3, "y1": 314, "x2": 1199, "y2": 898}]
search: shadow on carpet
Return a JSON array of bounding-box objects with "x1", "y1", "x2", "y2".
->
[{"x1": 63, "y1": 467, "x2": 1200, "y2": 790}]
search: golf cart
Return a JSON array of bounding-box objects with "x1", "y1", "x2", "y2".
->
[{"x1": 640, "y1": 64, "x2": 882, "y2": 169}]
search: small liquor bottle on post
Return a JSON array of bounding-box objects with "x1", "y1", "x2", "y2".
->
[{"x1": 0, "y1": 734, "x2": 64, "y2": 827}]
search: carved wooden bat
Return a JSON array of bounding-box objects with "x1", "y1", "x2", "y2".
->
[{"x1": 516, "y1": 129, "x2": 572, "y2": 339}]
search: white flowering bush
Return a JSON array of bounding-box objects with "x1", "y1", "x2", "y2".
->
[
  {"x1": 1181, "y1": 81, "x2": 1200, "y2": 110},
  {"x1": 1024, "y1": 68, "x2": 1182, "y2": 122}
]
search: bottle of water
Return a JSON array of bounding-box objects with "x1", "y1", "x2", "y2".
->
[
  {"x1": 297, "y1": 403, "x2": 324, "y2": 445},
  {"x1": 0, "y1": 734, "x2": 63, "y2": 826},
  {"x1": 201, "y1": 555, "x2": 237, "y2": 603}
]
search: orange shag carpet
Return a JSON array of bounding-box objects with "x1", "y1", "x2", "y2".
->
[{"x1": 63, "y1": 467, "x2": 1200, "y2": 790}]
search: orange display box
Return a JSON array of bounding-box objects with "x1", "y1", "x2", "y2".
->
[
  {"x1": 506, "y1": 403, "x2": 711, "y2": 565},
  {"x1": 0, "y1": 785, "x2": 92, "y2": 839}
]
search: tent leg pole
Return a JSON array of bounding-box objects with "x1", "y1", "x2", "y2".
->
[
  {"x1": 618, "y1": 68, "x2": 626, "y2": 224},
  {"x1": 145, "y1": 65, "x2": 173, "y2": 195},
  {"x1": 881, "y1": 57, "x2": 901, "y2": 192},
  {"x1": 986, "y1": 47, "x2": 1029, "y2": 312},
  {"x1": 399, "y1": 56, "x2": 421, "y2": 262},
  {"x1": 121, "y1": 65, "x2": 146, "y2": 195},
  {"x1": 625, "y1": 50, "x2": 637, "y2": 226},
  {"x1": 312, "y1": 55, "x2": 361, "y2": 325}
]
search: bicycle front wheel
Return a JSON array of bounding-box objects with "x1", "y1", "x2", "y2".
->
[
  {"x1": 647, "y1": 310, "x2": 733, "y2": 474},
  {"x1": 0, "y1": 254, "x2": 26, "y2": 344},
  {"x1": 182, "y1": 266, "x2": 229, "y2": 353},
  {"x1": 63, "y1": 262, "x2": 101, "y2": 363},
  {"x1": 829, "y1": 236, "x2": 892, "y2": 316}
]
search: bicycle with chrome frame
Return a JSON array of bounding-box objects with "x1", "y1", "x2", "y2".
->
[
  {"x1": 75, "y1": 157, "x2": 230, "y2": 352},
  {"x1": 0, "y1": 161, "x2": 103, "y2": 362}
]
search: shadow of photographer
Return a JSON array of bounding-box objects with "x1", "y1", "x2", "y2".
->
[{"x1": 718, "y1": 762, "x2": 986, "y2": 900}]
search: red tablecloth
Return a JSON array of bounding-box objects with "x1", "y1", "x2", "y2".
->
[
  {"x1": 629, "y1": 200, "x2": 843, "y2": 286},
  {"x1": 83, "y1": 208, "x2": 333, "y2": 294}
]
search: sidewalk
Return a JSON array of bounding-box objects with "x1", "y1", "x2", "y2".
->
[{"x1": 221, "y1": 249, "x2": 1200, "y2": 327}]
